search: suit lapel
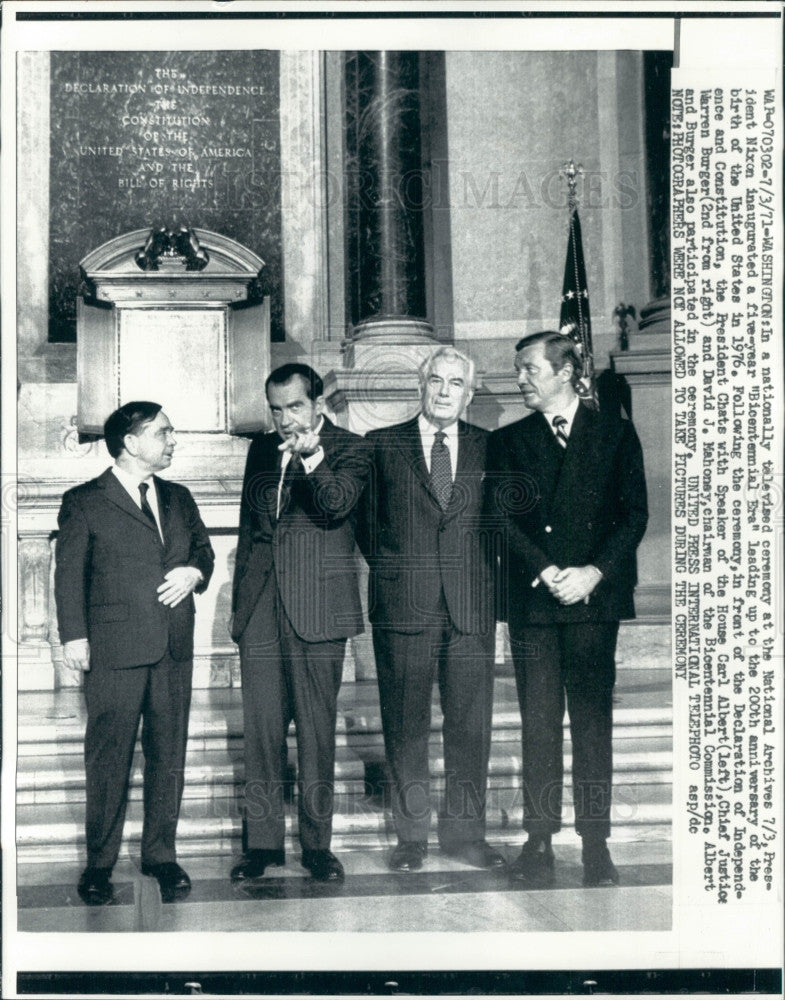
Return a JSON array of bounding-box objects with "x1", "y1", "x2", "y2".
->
[
  {"x1": 550, "y1": 402, "x2": 594, "y2": 522},
  {"x1": 441, "y1": 421, "x2": 482, "y2": 519},
  {"x1": 393, "y1": 417, "x2": 442, "y2": 509},
  {"x1": 524, "y1": 413, "x2": 564, "y2": 512},
  {"x1": 262, "y1": 433, "x2": 284, "y2": 525},
  {"x1": 153, "y1": 476, "x2": 171, "y2": 547},
  {"x1": 316, "y1": 416, "x2": 338, "y2": 463},
  {"x1": 97, "y1": 468, "x2": 161, "y2": 536},
  {"x1": 455, "y1": 420, "x2": 482, "y2": 477},
  {"x1": 534, "y1": 410, "x2": 568, "y2": 460}
]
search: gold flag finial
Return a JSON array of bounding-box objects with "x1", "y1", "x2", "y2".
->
[{"x1": 560, "y1": 159, "x2": 584, "y2": 212}]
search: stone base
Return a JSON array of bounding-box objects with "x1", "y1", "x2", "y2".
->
[
  {"x1": 632, "y1": 583, "x2": 672, "y2": 623},
  {"x1": 325, "y1": 367, "x2": 423, "y2": 435},
  {"x1": 342, "y1": 316, "x2": 438, "y2": 368},
  {"x1": 18, "y1": 643, "x2": 59, "y2": 692},
  {"x1": 624, "y1": 294, "x2": 671, "y2": 355},
  {"x1": 328, "y1": 320, "x2": 443, "y2": 433}
]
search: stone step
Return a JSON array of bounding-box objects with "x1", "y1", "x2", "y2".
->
[
  {"x1": 15, "y1": 664, "x2": 672, "y2": 863},
  {"x1": 16, "y1": 665, "x2": 671, "y2": 746},
  {"x1": 17, "y1": 821, "x2": 673, "y2": 865},
  {"x1": 17, "y1": 742, "x2": 673, "y2": 805},
  {"x1": 19, "y1": 772, "x2": 676, "y2": 809},
  {"x1": 16, "y1": 787, "x2": 673, "y2": 864},
  {"x1": 17, "y1": 705, "x2": 672, "y2": 757},
  {"x1": 17, "y1": 730, "x2": 673, "y2": 778}
]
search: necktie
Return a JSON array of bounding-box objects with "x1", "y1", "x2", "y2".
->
[
  {"x1": 552, "y1": 415, "x2": 569, "y2": 448},
  {"x1": 138, "y1": 482, "x2": 158, "y2": 526},
  {"x1": 430, "y1": 430, "x2": 453, "y2": 510}
]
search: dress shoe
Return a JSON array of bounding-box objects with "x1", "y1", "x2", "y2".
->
[
  {"x1": 509, "y1": 840, "x2": 556, "y2": 886},
  {"x1": 582, "y1": 840, "x2": 619, "y2": 887},
  {"x1": 77, "y1": 866, "x2": 113, "y2": 906},
  {"x1": 230, "y1": 849, "x2": 285, "y2": 883},
  {"x1": 301, "y1": 849, "x2": 345, "y2": 882},
  {"x1": 389, "y1": 841, "x2": 428, "y2": 872},
  {"x1": 141, "y1": 861, "x2": 192, "y2": 902},
  {"x1": 442, "y1": 840, "x2": 507, "y2": 870}
]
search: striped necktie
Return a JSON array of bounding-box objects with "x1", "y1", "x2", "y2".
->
[{"x1": 552, "y1": 415, "x2": 569, "y2": 448}]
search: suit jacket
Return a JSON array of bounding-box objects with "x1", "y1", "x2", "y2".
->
[
  {"x1": 54, "y1": 468, "x2": 215, "y2": 669},
  {"x1": 357, "y1": 417, "x2": 494, "y2": 635},
  {"x1": 486, "y1": 403, "x2": 648, "y2": 626},
  {"x1": 231, "y1": 416, "x2": 372, "y2": 644}
]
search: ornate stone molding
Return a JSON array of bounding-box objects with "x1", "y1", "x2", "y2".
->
[
  {"x1": 79, "y1": 227, "x2": 265, "y2": 306},
  {"x1": 18, "y1": 536, "x2": 52, "y2": 643}
]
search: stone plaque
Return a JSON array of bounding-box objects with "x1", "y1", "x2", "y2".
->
[
  {"x1": 49, "y1": 50, "x2": 283, "y2": 342},
  {"x1": 118, "y1": 309, "x2": 226, "y2": 432}
]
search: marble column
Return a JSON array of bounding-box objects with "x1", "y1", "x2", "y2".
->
[
  {"x1": 17, "y1": 53, "x2": 53, "y2": 381},
  {"x1": 279, "y1": 50, "x2": 330, "y2": 349},
  {"x1": 344, "y1": 51, "x2": 436, "y2": 361}
]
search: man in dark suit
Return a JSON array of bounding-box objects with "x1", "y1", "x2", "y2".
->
[
  {"x1": 357, "y1": 347, "x2": 503, "y2": 873},
  {"x1": 486, "y1": 331, "x2": 648, "y2": 887},
  {"x1": 230, "y1": 363, "x2": 371, "y2": 883},
  {"x1": 55, "y1": 401, "x2": 215, "y2": 906}
]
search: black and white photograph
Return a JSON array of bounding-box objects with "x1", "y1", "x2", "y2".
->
[{"x1": 1, "y1": 2, "x2": 782, "y2": 997}]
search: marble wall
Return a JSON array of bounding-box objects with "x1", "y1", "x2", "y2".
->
[
  {"x1": 444, "y1": 50, "x2": 652, "y2": 373},
  {"x1": 15, "y1": 50, "x2": 334, "y2": 690},
  {"x1": 14, "y1": 49, "x2": 670, "y2": 691}
]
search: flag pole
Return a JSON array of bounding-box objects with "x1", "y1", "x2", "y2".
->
[
  {"x1": 558, "y1": 159, "x2": 599, "y2": 409},
  {"x1": 560, "y1": 158, "x2": 584, "y2": 213}
]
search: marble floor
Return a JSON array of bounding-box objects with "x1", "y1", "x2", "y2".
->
[
  {"x1": 15, "y1": 656, "x2": 673, "y2": 938},
  {"x1": 16, "y1": 840, "x2": 672, "y2": 934}
]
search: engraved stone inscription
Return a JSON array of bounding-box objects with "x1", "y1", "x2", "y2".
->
[{"x1": 49, "y1": 51, "x2": 283, "y2": 341}]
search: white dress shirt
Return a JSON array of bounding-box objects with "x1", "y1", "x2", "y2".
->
[
  {"x1": 543, "y1": 394, "x2": 581, "y2": 442},
  {"x1": 112, "y1": 464, "x2": 164, "y2": 543},
  {"x1": 277, "y1": 416, "x2": 325, "y2": 517},
  {"x1": 418, "y1": 412, "x2": 458, "y2": 481}
]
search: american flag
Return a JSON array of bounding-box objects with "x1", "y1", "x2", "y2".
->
[{"x1": 558, "y1": 205, "x2": 599, "y2": 409}]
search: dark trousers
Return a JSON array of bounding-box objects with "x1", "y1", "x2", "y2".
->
[
  {"x1": 373, "y1": 603, "x2": 495, "y2": 847},
  {"x1": 509, "y1": 621, "x2": 619, "y2": 840},
  {"x1": 239, "y1": 575, "x2": 346, "y2": 853},
  {"x1": 83, "y1": 649, "x2": 192, "y2": 869}
]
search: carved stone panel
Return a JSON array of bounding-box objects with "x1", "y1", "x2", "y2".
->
[
  {"x1": 77, "y1": 229, "x2": 271, "y2": 434},
  {"x1": 119, "y1": 308, "x2": 226, "y2": 432},
  {"x1": 18, "y1": 537, "x2": 52, "y2": 643}
]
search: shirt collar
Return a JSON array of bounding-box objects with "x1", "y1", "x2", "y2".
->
[
  {"x1": 418, "y1": 412, "x2": 459, "y2": 441},
  {"x1": 112, "y1": 463, "x2": 153, "y2": 494},
  {"x1": 543, "y1": 394, "x2": 580, "y2": 435}
]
